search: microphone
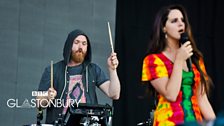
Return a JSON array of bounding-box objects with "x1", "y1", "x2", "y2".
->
[{"x1": 180, "y1": 32, "x2": 192, "y2": 71}]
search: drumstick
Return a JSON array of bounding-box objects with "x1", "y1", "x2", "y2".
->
[
  {"x1": 107, "y1": 22, "x2": 114, "y2": 53},
  {"x1": 50, "y1": 60, "x2": 53, "y2": 88}
]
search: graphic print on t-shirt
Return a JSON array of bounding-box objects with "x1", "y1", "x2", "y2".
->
[
  {"x1": 63, "y1": 75, "x2": 86, "y2": 114},
  {"x1": 68, "y1": 75, "x2": 86, "y2": 102}
]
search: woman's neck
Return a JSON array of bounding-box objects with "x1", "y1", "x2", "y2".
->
[
  {"x1": 163, "y1": 39, "x2": 179, "y2": 62},
  {"x1": 166, "y1": 38, "x2": 179, "y2": 50}
]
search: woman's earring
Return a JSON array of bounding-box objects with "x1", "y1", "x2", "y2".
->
[{"x1": 165, "y1": 33, "x2": 167, "y2": 39}]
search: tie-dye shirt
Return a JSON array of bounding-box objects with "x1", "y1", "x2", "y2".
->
[{"x1": 142, "y1": 53, "x2": 207, "y2": 126}]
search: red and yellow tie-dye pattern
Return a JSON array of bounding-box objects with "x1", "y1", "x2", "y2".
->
[{"x1": 142, "y1": 53, "x2": 204, "y2": 126}]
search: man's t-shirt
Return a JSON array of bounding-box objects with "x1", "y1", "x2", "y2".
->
[
  {"x1": 63, "y1": 64, "x2": 85, "y2": 114},
  {"x1": 63, "y1": 64, "x2": 109, "y2": 114},
  {"x1": 38, "y1": 63, "x2": 109, "y2": 115}
]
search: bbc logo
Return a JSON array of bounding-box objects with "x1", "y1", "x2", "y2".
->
[{"x1": 32, "y1": 91, "x2": 48, "y2": 96}]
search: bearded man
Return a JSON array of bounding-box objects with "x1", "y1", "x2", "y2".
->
[{"x1": 36, "y1": 29, "x2": 120, "y2": 124}]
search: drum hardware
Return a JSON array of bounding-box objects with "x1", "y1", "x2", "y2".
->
[
  {"x1": 37, "y1": 107, "x2": 43, "y2": 126},
  {"x1": 54, "y1": 114, "x2": 64, "y2": 126},
  {"x1": 63, "y1": 103, "x2": 113, "y2": 126},
  {"x1": 137, "y1": 110, "x2": 154, "y2": 126}
]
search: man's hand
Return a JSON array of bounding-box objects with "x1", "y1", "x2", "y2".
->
[
  {"x1": 48, "y1": 87, "x2": 57, "y2": 100},
  {"x1": 36, "y1": 88, "x2": 57, "y2": 108},
  {"x1": 107, "y1": 52, "x2": 119, "y2": 70}
]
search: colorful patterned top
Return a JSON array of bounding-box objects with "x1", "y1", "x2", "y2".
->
[{"x1": 142, "y1": 53, "x2": 208, "y2": 126}]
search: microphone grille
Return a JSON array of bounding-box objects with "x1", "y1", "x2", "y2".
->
[{"x1": 180, "y1": 32, "x2": 189, "y2": 44}]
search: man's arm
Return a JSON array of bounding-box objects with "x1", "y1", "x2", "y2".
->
[{"x1": 99, "y1": 52, "x2": 120, "y2": 100}]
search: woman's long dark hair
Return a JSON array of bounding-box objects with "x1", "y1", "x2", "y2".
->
[{"x1": 147, "y1": 4, "x2": 212, "y2": 95}]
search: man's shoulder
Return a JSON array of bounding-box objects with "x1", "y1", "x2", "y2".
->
[
  {"x1": 44, "y1": 60, "x2": 65, "y2": 71},
  {"x1": 87, "y1": 63, "x2": 104, "y2": 75},
  {"x1": 54, "y1": 60, "x2": 65, "y2": 66},
  {"x1": 87, "y1": 63, "x2": 101, "y2": 69}
]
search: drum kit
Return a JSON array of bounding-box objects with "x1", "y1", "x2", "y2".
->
[
  {"x1": 24, "y1": 103, "x2": 112, "y2": 126},
  {"x1": 63, "y1": 103, "x2": 112, "y2": 126}
]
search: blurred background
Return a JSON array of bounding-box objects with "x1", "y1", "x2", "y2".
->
[{"x1": 0, "y1": 0, "x2": 223, "y2": 126}]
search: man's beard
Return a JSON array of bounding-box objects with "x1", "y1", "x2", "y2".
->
[{"x1": 71, "y1": 49, "x2": 86, "y2": 63}]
